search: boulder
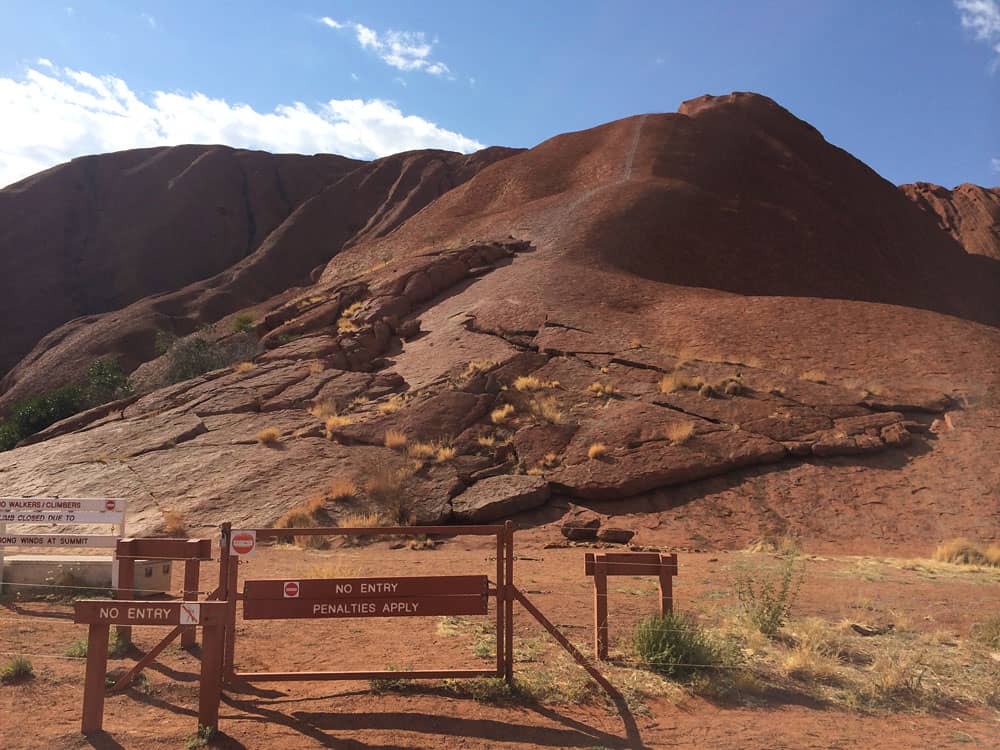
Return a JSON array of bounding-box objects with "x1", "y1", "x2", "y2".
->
[
  {"x1": 597, "y1": 527, "x2": 635, "y2": 544},
  {"x1": 561, "y1": 516, "x2": 601, "y2": 540},
  {"x1": 451, "y1": 474, "x2": 550, "y2": 523}
]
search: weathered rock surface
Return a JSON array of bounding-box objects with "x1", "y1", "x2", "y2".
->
[
  {"x1": 901, "y1": 182, "x2": 1000, "y2": 260},
  {"x1": 451, "y1": 475, "x2": 550, "y2": 523}
]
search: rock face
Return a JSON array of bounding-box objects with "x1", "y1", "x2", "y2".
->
[
  {"x1": 0, "y1": 92, "x2": 997, "y2": 551},
  {"x1": 901, "y1": 182, "x2": 1000, "y2": 260},
  {"x1": 0, "y1": 145, "x2": 519, "y2": 402},
  {"x1": 451, "y1": 475, "x2": 550, "y2": 523}
]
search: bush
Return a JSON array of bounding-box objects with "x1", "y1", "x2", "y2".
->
[
  {"x1": 161, "y1": 330, "x2": 258, "y2": 385},
  {"x1": 632, "y1": 612, "x2": 729, "y2": 678},
  {"x1": 734, "y1": 554, "x2": 803, "y2": 635},
  {"x1": 0, "y1": 655, "x2": 33, "y2": 684},
  {"x1": 932, "y1": 538, "x2": 1000, "y2": 567},
  {"x1": 232, "y1": 313, "x2": 255, "y2": 334},
  {"x1": 0, "y1": 357, "x2": 133, "y2": 452}
]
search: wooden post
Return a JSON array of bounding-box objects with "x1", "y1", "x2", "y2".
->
[
  {"x1": 116, "y1": 557, "x2": 135, "y2": 645},
  {"x1": 495, "y1": 527, "x2": 504, "y2": 679},
  {"x1": 198, "y1": 622, "x2": 224, "y2": 731},
  {"x1": 658, "y1": 554, "x2": 676, "y2": 617},
  {"x1": 503, "y1": 520, "x2": 514, "y2": 683},
  {"x1": 224, "y1": 552, "x2": 238, "y2": 683},
  {"x1": 181, "y1": 559, "x2": 200, "y2": 648},
  {"x1": 81, "y1": 623, "x2": 110, "y2": 734},
  {"x1": 593, "y1": 556, "x2": 609, "y2": 660}
]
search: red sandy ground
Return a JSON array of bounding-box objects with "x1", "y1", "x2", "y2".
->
[{"x1": 2, "y1": 528, "x2": 998, "y2": 749}]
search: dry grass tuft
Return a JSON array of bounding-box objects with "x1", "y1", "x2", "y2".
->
[
  {"x1": 339, "y1": 512, "x2": 387, "y2": 529},
  {"x1": 529, "y1": 396, "x2": 562, "y2": 424},
  {"x1": 256, "y1": 427, "x2": 281, "y2": 445},
  {"x1": 275, "y1": 496, "x2": 328, "y2": 549},
  {"x1": 307, "y1": 360, "x2": 325, "y2": 374},
  {"x1": 406, "y1": 441, "x2": 437, "y2": 460},
  {"x1": 514, "y1": 376, "x2": 559, "y2": 391},
  {"x1": 491, "y1": 404, "x2": 515, "y2": 424},
  {"x1": 460, "y1": 360, "x2": 497, "y2": 381},
  {"x1": 337, "y1": 301, "x2": 365, "y2": 334},
  {"x1": 325, "y1": 414, "x2": 354, "y2": 439},
  {"x1": 664, "y1": 421, "x2": 695, "y2": 445},
  {"x1": 327, "y1": 480, "x2": 357, "y2": 503},
  {"x1": 377, "y1": 395, "x2": 406, "y2": 414},
  {"x1": 932, "y1": 538, "x2": 1000, "y2": 567},
  {"x1": 161, "y1": 510, "x2": 188, "y2": 537},
  {"x1": 435, "y1": 446, "x2": 457, "y2": 463},
  {"x1": 309, "y1": 400, "x2": 339, "y2": 420},
  {"x1": 233, "y1": 361, "x2": 256, "y2": 373},
  {"x1": 587, "y1": 381, "x2": 618, "y2": 398},
  {"x1": 587, "y1": 442, "x2": 607, "y2": 460},
  {"x1": 800, "y1": 370, "x2": 828, "y2": 384},
  {"x1": 364, "y1": 462, "x2": 411, "y2": 525},
  {"x1": 384, "y1": 430, "x2": 408, "y2": 449},
  {"x1": 658, "y1": 372, "x2": 705, "y2": 393},
  {"x1": 476, "y1": 435, "x2": 496, "y2": 448}
]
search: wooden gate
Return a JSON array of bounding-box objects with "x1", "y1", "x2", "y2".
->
[{"x1": 217, "y1": 521, "x2": 515, "y2": 684}]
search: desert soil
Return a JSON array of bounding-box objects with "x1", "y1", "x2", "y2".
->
[{"x1": 2, "y1": 527, "x2": 998, "y2": 749}]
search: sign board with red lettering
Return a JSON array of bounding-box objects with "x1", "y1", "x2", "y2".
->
[
  {"x1": 242, "y1": 575, "x2": 489, "y2": 621},
  {"x1": 229, "y1": 530, "x2": 256, "y2": 557}
]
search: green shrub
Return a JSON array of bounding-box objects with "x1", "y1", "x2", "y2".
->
[
  {"x1": 0, "y1": 655, "x2": 33, "y2": 683},
  {"x1": 632, "y1": 611, "x2": 728, "y2": 678},
  {"x1": 734, "y1": 555, "x2": 803, "y2": 635},
  {"x1": 0, "y1": 357, "x2": 133, "y2": 452},
  {"x1": 84, "y1": 358, "x2": 133, "y2": 404},
  {"x1": 162, "y1": 332, "x2": 258, "y2": 385},
  {"x1": 232, "y1": 313, "x2": 255, "y2": 334},
  {"x1": 65, "y1": 627, "x2": 130, "y2": 658}
]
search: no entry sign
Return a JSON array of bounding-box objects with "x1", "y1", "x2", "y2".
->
[
  {"x1": 74, "y1": 600, "x2": 225, "y2": 626},
  {"x1": 242, "y1": 575, "x2": 489, "y2": 621},
  {"x1": 229, "y1": 530, "x2": 256, "y2": 556}
]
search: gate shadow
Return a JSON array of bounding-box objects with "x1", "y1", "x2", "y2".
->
[{"x1": 223, "y1": 690, "x2": 646, "y2": 749}]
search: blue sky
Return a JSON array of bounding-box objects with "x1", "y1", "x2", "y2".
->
[{"x1": 0, "y1": 1, "x2": 997, "y2": 188}]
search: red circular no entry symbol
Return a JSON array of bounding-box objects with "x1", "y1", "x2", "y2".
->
[
  {"x1": 105, "y1": 499, "x2": 116, "y2": 511},
  {"x1": 284, "y1": 581, "x2": 300, "y2": 598},
  {"x1": 232, "y1": 533, "x2": 255, "y2": 555}
]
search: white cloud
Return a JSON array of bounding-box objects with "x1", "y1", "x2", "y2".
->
[
  {"x1": 955, "y1": 0, "x2": 1000, "y2": 62},
  {"x1": 991, "y1": 157, "x2": 1000, "y2": 172},
  {"x1": 318, "y1": 18, "x2": 451, "y2": 76},
  {"x1": 142, "y1": 13, "x2": 157, "y2": 29},
  {"x1": 350, "y1": 72, "x2": 359, "y2": 81},
  {"x1": 37, "y1": 57, "x2": 54, "y2": 69},
  {"x1": 0, "y1": 63, "x2": 484, "y2": 188}
]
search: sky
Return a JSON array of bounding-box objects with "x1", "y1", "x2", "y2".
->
[{"x1": 0, "y1": 1, "x2": 997, "y2": 189}]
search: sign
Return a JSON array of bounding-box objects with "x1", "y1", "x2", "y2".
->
[
  {"x1": 244, "y1": 575, "x2": 487, "y2": 600},
  {"x1": 0, "y1": 510, "x2": 124, "y2": 525},
  {"x1": 230, "y1": 530, "x2": 256, "y2": 557},
  {"x1": 0, "y1": 534, "x2": 119, "y2": 548},
  {"x1": 0, "y1": 497, "x2": 125, "y2": 513},
  {"x1": 74, "y1": 600, "x2": 226, "y2": 626},
  {"x1": 243, "y1": 595, "x2": 487, "y2": 620},
  {"x1": 242, "y1": 575, "x2": 489, "y2": 621},
  {"x1": 179, "y1": 602, "x2": 201, "y2": 625}
]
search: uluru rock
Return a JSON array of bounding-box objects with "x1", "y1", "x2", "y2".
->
[{"x1": 451, "y1": 475, "x2": 550, "y2": 523}]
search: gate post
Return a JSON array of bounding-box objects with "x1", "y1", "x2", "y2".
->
[
  {"x1": 495, "y1": 525, "x2": 504, "y2": 679},
  {"x1": 503, "y1": 520, "x2": 514, "y2": 683},
  {"x1": 81, "y1": 623, "x2": 110, "y2": 734},
  {"x1": 593, "y1": 556, "x2": 609, "y2": 660},
  {"x1": 116, "y1": 556, "x2": 135, "y2": 646},
  {"x1": 198, "y1": 621, "x2": 224, "y2": 731},
  {"x1": 658, "y1": 553, "x2": 677, "y2": 616}
]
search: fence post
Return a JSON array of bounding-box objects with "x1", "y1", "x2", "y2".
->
[
  {"x1": 198, "y1": 621, "x2": 224, "y2": 731},
  {"x1": 504, "y1": 520, "x2": 514, "y2": 683},
  {"x1": 181, "y1": 559, "x2": 200, "y2": 648},
  {"x1": 658, "y1": 554, "x2": 676, "y2": 617},
  {"x1": 116, "y1": 554, "x2": 135, "y2": 646},
  {"x1": 81, "y1": 623, "x2": 110, "y2": 734},
  {"x1": 593, "y1": 555, "x2": 609, "y2": 660},
  {"x1": 495, "y1": 526, "x2": 504, "y2": 679}
]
